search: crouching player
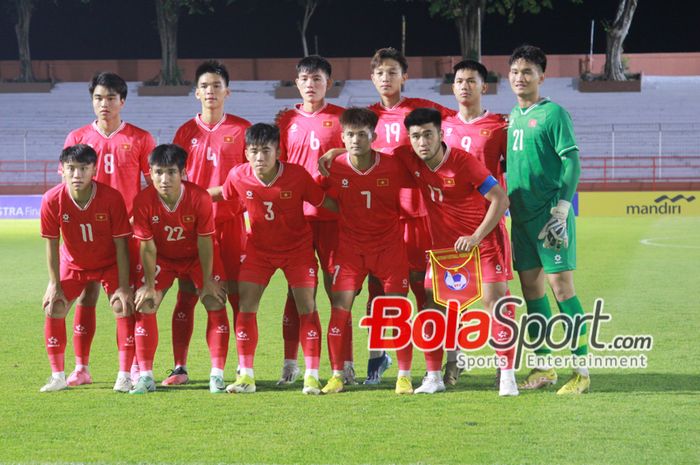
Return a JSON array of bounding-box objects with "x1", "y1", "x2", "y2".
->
[
  {"x1": 398, "y1": 108, "x2": 517, "y2": 396},
  {"x1": 131, "y1": 144, "x2": 229, "y2": 394},
  {"x1": 210, "y1": 123, "x2": 336, "y2": 395},
  {"x1": 316, "y1": 108, "x2": 415, "y2": 394},
  {"x1": 40, "y1": 144, "x2": 135, "y2": 392}
]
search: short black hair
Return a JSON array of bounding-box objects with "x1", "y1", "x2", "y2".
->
[
  {"x1": 60, "y1": 144, "x2": 97, "y2": 165},
  {"x1": 371, "y1": 47, "x2": 408, "y2": 74},
  {"x1": 404, "y1": 108, "x2": 442, "y2": 131},
  {"x1": 245, "y1": 123, "x2": 280, "y2": 148},
  {"x1": 453, "y1": 60, "x2": 488, "y2": 82},
  {"x1": 89, "y1": 72, "x2": 127, "y2": 100},
  {"x1": 149, "y1": 144, "x2": 187, "y2": 170},
  {"x1": 340, "y1": 107, "x2": 378, "y2": 131},
  {"x1": 297, "y1": 55, "x2": 332, "y2": 78},
  {"x1": 509, "y1": 44, "x2": 547, "y2": 73},
  {"x1": 195, "y1": 60, "x2": 230, "y2": 86}
]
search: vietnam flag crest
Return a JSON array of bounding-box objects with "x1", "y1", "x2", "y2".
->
[
  {"x1": 223, "y1": 135, "x2": 234, "y2": 143},
  {"x1": 443, "y1": 177, "x2": 455, "y2": 187},
  {"x1": 377, "y1": 178, "x2": 389, "y2": 187},
  {"x1": 280, "y1": 191, "x2": 292, "y2": 199},
  {"x1": 95, "y1": 213, "x2": 108, "y2": 222},
  {"x1": 428, "y1": 247, "x2": 482, "y2": 311},
  {"x1": 182, "y1": 215, "x2": 195, "y2": 223},
  {"x1": 479, "y1": 129, "x2": 492, "y2": 138},
  {"x1": 121, "y1": 144, "x2": 131, "y2": 150},
  {"x1": 322, "y1": 120, "x2": 333, "y2": 127}
]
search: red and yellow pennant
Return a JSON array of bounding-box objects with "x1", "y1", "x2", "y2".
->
[{"x1": 428, "y1": 247, "x2": 482, "y2": 311}]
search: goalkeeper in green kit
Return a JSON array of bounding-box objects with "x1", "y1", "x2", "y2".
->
[{"x1": 506, "y1": 44, "x2": 590, "y2": 394}]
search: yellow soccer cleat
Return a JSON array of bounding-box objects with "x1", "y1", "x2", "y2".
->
[
  {"x1": 302, "y1": 375, "x2": 322, "y2": 395},
  {"x1": 556, "y1": 372, "x2": 590, "y2": 395},
  {"x1": 518, "y1": 368, "x2": 558, "y2": 390},
  {"x1": 321, "y1": 375, "x2": 344, "y2": 394},
  {"x1": 395, "y1": 376, "x2": 414, "y2": 395},
  {"x1": 226, "y1": 374, "x2": 256, "y2": 393}
]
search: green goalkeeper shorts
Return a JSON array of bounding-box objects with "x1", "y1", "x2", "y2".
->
[{"x1": 511, "y1": 211, "x2": 576, "y2": 274}]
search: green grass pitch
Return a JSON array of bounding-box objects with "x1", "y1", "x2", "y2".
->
[{"x1": 0, "y1": 217, "x2": 698, "y2": 465}]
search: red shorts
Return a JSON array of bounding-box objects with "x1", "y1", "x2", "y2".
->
[
  {"x1": 331, "y1": 240, "x2": 409, "y2": 294},
  {"x1": 239, "y1": 244, "x2": 318, "y2": 288},
  {"x1": 424, "y1": 239, "x2": 509, "y2": 288},
  {"x1": 136, "y1": 254, "x2": 226, "y2": 291},
  {"x1": 310, "y1": 219, "x2": 338, "y2": 272},
  {"x1": 401, "y1": 216, "x2": 431, "y2": 272},
  {"x1": 60, "y1": 263, "x2": 120, "y2": 302},
  {"x1": 215, "y1": 215, "x2": 247, "y2": 282}
]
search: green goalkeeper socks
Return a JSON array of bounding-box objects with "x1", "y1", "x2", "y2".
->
[
  {"x1": 557, "y1": 295, "x2": 589, "y2": 356},
  {"x1": 525, "y1": 295, "x2": 553, "y2": 355}
]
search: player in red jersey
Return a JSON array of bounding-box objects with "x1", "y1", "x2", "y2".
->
[
  {"x1": 209, "y1": 123, "x2": 336, "y2": 395},
  {"x1": 315, "y1": 108, "x2": 416, "y2": 395},
  {"x1": 396, "y1": 108, "x2": 515, "y2": 396},
  {"x1": 39, "y1": 144, "x2": 134, "y2": 393},
  {"x1": 274, "y1": 56, "x2": 347, "y2": 385},
  {"x1": 441, "y1": 60, "x2": 517, "y2": 391},
  {"x1": 168, "y1": 61, "x2": 251, "y2": 385},
  {"x1": 363, "y1": 47, "x2": 457, "y2": 381},
  {"x1": 63, "y1": 72, "x2": 156, "y2": 387},
  {"x1": 131, "y1": 144, "x2": 229, "y2": 394}
]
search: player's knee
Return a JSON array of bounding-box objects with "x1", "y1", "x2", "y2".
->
[
  {"x1": 45, "y1": 301, "x2": 68, "y2": 319},
  {"x1": 201, "y1": 295, "x2": 224, "y2": 311}
]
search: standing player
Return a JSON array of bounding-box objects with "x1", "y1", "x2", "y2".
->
[
  {"x1": 39, "y1": 144, "x2": 135, "y2": 393},
  {"x1": 210, "y1": 123, "x2": 336, "y2": 395},
  {"x1": 316, "y1": 108, "x2": 415, "y2": 395},
  {"x1": 275, "y1": 55, "x2": 346, "y2": 385},
  {"x1": 397, "y1": 108, "x2": 513, "y2": 395},
  {"x1": 169, "y1": 60, "x2": 250, "y2": 386},
  {"x1": 441, "y1": 60, "x2": 517, "y2": 388},
  {"x1": 506, "y1": 45, "x2": 590, "y2": 394},
  {"x1": 131, "y1": 144, "x2": 230, "y2": 395},
  {"x1": 63, "y1": 72, "x2": 156, "y2": 386},
  {"x1": 364, "y1": 47, "x2": 456, "y2": 382}
]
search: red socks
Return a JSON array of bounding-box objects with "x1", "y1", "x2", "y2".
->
[
  {"x1": 72, "y1": 305, "x2": 95, "y2": 366},
  {"x1": 493, "y1": 290, "x2": 517, "y2": 370},
  {"x1": 228, "y1": 293, "x2": 240, "y2": 331},
  {"x1": 235, "y1": 312, "x2": 258, "y2": 369},
  {"x1": 116, "y1": 315, "x2": 135, "y2": 372},
  {"x1": 134, "y1": 313, "x2": 158, "y2": 372},
  {"x1": 300, "y1": 312, "x2": 321, "y2": 370},
  {"x1": 171, "y1": 291, "x2": 197, "y2": 367},
  {"x1": 282, "y1": 294, "x2": 300, "y2": 360},
  {"x1": 45, "y1": 317, "x2": 66, "y2": 373},
  {"x1": 206, "y1": 308, "x2": 230, "y2": 370},
  {"x1": 327, "y1": 307, "x2": 351, "y2": 371}
]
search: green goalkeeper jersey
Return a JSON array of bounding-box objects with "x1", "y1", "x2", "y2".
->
[{"x1": 507, "y1": 98, "x2": 578, "y2": 223}]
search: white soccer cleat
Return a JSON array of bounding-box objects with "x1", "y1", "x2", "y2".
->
[
  {"x1": 276, "y1": 361, "x2": 301, "y2": 385},
  {"x1": 40, "y1": 376, "x2": 67, "y2": 393},
  {"x1": 113, "y1": 375, "x2": 133, "y2": 393},
  {"x1": 413, "y1": 375, "x2": 446, "y2": 394},
  {"x1": 499, "y1": 372, "x2": 519, "y2": 397}
]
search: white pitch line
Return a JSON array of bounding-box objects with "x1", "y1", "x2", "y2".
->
[{"x1": 640, "y1": 237, "x2": 700, "y2": 249}]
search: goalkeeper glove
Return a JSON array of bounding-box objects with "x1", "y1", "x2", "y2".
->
[{"x1": 537, "y1": 200, "x2": 571, "y2": 251}]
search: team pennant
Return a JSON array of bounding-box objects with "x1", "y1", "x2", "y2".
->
[{"x1": 428, "y1": 247, "x2": 482, "y2": 311}]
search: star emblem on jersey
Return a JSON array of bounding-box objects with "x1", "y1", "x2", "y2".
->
[
  {"x1": 479, "y1": 129, "x2": 492, "y2": 137},
  {"x1": 323, "y1": 120, "x2": 333, "y2": 127},
  {"x1": 443, "y1": 178, "x2": 455, "y2": 186},
  {"x1": 47, "y1": 337, "x2": 59, "y2": 347},
  {"x1": 377, "y1": 178, "x2": 389, "y2": 187},
  {"x1": 237, "y1": 330, "x2": 248, "y2": 340},
  {"x1": 135, "y1": 326, "x2": 147, "y2": 336},
  {"x1": 95, "y1": 213, "x2": 108, "y2": 221},
  {"x1": 62, "y1": 213, "x2": 70, "y2": 222},
  {"x1": 280, "y1": 191, "x2": 292, "y2": 199},
  {"x1": 151, "y1": 215, "x2": 159, "y2": 224},
  {"x1": 330, "y1": 326, "x2": 341, "y2": 335},
  {"x1": 223, "y1": 135, "x2": 234, "y2": 143},
  {"x1": 121, "y1": 143, "x2": 131, "y2": 150},
  {"x1": 529, "y1": 119, "x2": 538, "y2": 127},
  {"x1": 182, "y1": 214, "x2": 194, "y2": 223}
]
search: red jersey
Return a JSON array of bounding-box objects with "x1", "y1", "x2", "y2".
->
[
  {"x1": 41, "y1": 181, "x2": 131, "y2": 271},
  {"x1": 277, "y1": 103, "x2": 344, "y2": 220},
  {"x1": 442, "y1": 111, "x2": 508, "y2": 185},
  {"x1": 392, "y1": 145, "x2": 497, "y2": 250},
  {"x1": 369, "y1": 97, "x2": 456, "y2": 219},
  {"x1": 318, "y1": 151, "x2": 413, "y2": 255},
  {"x1": 222, "y1": 162, "x2": 325, "y2": 256},
  {"x1": 173, "y1": 113, "x2": 251, "y2": 224},
  {"x1": 64, "y1": 122, "x2": 156, "y2": 215},
  {"x1": 132, "y1": 181, "x2": 215, "y2": 262}
]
